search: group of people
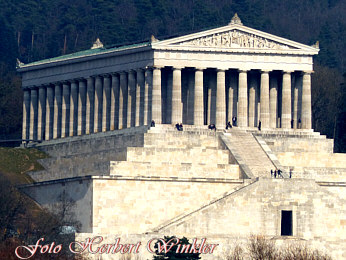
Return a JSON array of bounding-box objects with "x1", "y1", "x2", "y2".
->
[
  {"x1": 271, "y1": 169, "x2": 283, "y2": 178},
  {"x1": 270, "y1": 169, "x2": 293, "y2": 178}
]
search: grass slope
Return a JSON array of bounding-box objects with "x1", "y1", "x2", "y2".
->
[{"x1": 0, "y1": 147, "x2": 48, "y2": 184}]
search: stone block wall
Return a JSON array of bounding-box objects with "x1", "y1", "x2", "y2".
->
[
  {"x1": 263, "y1": 136, "x2": 334, "y2": 153},
  {"x1": 91, "y1": 178, "x2": 242, "y2": 234},
  {"x1": 158, "y1": 179, "x2": 346, "y2": 259}
]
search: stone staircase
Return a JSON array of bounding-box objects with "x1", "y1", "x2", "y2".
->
[
  {"x1": 110, "y1": 125, "x2": 240, "y2": 180},
  {"x1": 28, "y1": 126, "x2": 148, "y2": 182},
  {"x1": 222, "y1": 129, "x2": 276, "y2": 178},
  {"x1": 29, "y1": 125, "x2": 241, "y2": 182}
]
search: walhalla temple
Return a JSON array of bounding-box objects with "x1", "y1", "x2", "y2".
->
[{"x1": 16, "y1": 14, "x2": 345, "y2": 259}]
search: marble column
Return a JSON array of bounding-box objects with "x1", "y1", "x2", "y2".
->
[
  {"x1": 248, "y1": 73, "x2": 257, "y2": 127},
  {"x1": 207, "y1": 75, "x2": 212, "y2": 124},
  {"x1": 102, "y1": 75, "x2": 111, "y2": 132},
  {"x1": 293, "y1": 74, "x2": 302, "y2": 129},
  {"x1": 45, "y1": 86, "x2": 54, "y2": 140},
  {"x1": 238, "y1": 70, "x2": 248, "y2": 127},
  {"x1": 302, "y1": 72, "x2": 312, "y2": 129},
  {"x1": 260, "y1": 70, "x2": 270, "y2": 128},
  {"x1": 228, "y1": 72, "x2": 238, "y2": 124},
  {"x1": 69, "y1": 80, "x2": 78, "y2": 136},
  {"x1": 194, "y1": 68, "x2": 204, "y2": 125},
  {"x1": 172, "y1": 67, "x2": 182, "y2": 124},
  {"x1": 22, "y1": 89, "x2": 30, "y2": 141},
  {"x1": 152, "y1": 67, "x2": 162, "y2": 124},
  {"x1": 86, "y1": 77, "x2": 95, "y2": 134},
  {"x1": 127, "y1": 70, "x2": 136, "y2": 128},
  {"x1": 37, "y1": 86, "x2": 46, "y2": 140},
  {"x1": 269, "y1": 73, "x2": 278, "y2": 128},
  {"x1": 61, "y1": 82, "x2": 70, "y2": 138},
  {"x1": 94, "y1": 76, "x2": 103, "y2": 133},
  {"x1": 53, "y1": 84, "x2": 62, "y2": 138},
  {"x1": 110, "y1": 74, "x2": 120, "y2": 130},
  {"x1": 136, "y1": 69, "x2": 145, "y2": 126},
  {"x1": 281, "y1": 71, "x2": 292, "y2": 128},
  {"x1": 144, "y1": 68, "x2": 153, "y2": 125},
  {"x1": 77, "y1": 80, "x2": 86, "y2": 135},
  {"x1": 187, "y1": 71, "x2": 195, "y2": 124},
  {"x1": 165, "y1": 70, "x2": 173, "y2": 124},
  {"x1": 216, "y1": 69, "x2": 226, "y2": 128},
  {"x1": 208, "y1": 72, "x2": 216, "y2": 125},
  {"x1": 119, "y1": 72, "x2": 128, "y2": 128},
  {"x1": 29, "y1": 88, "x2": 38, "y2": 140}
]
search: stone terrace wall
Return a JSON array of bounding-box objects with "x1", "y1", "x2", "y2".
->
[
  {"x1": 91, "y1": 178, "x2": 243, "y2": 235},
  {"x1": 263, "y1": 136, "x2": 334, "y2": 153},
  {"x1": 158, "y1": 179, "x2": 346, "y2": 259},
  {"x1": 30, "y1": 125, "x2": 148, "y2": 157}
]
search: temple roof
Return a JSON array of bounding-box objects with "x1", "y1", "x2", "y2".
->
[{"x1": 17, "y1": 14, "x2": 319, "y2": 70}]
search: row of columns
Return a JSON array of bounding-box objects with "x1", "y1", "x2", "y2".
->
[{"x1": 22, "y1": 67, "x2": 312, "y2": 141}]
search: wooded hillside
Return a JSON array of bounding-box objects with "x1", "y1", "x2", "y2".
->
[{"x1": 0, "y1": 0, "x2": 345, "y2": 151}]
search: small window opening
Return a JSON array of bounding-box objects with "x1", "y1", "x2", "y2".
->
[{"x1": 281, "y1": 210, "x2": 292, "y2": 236}]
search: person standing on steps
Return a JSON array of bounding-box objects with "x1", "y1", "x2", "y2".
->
[
  {"x1": 258, "y1": 121, "x2": 261, "y2": 131},
  {"x1": 232, "y1": 116, "x2": 237, "y2": 127}
]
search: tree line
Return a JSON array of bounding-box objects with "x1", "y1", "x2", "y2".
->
[{"x1": 0, "y1": 0, "x2": 345, "y2": 151}]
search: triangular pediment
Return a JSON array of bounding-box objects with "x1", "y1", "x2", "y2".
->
[
  {"x1": 152, "y1": 23, "x2": 318, "y2": 54},
  {"x1": 171, "y1": 28, "x2": 296, "y2": 50}
]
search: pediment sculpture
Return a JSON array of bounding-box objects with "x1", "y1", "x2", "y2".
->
[{"x1": 175, "y1": 30, "x2": 296, "y2": 50}]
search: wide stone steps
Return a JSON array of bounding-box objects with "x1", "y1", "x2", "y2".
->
[
  {"x1": 110, "y1": 161, "x2": 240, "y2": 179},
  {"x1": 224, "y1": 130, "x2": 275, "y2": 177},
  {"x1": 29, "y1": 148, "x2": 127, "y2": 182},
  {"x1": 143, "y1": 132, "x2": 219, "y2": 149},
  {"x1": 126, "y1": 146, "x2": 229, "y2": 164}
]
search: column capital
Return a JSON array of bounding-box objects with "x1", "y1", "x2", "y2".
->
[
  {"x1": 303, "y1": 71, "x2": 314, "y2": 75},
  {"x1": 237, "y1": 69, "x2": 248, "y2": 73},
  {"x1": 282, "y1": 70, "x2": 294, "y2": 74},
  {"x1": 195, "y1": 67, "x2": 206, "y2": 71},
  {"x1": 128, "y1": 70, "x2": 136, "y2": 74},
  {"x1": 172, "y1": 66, "x2": 184, "y2": 71},
  {"x1": 216, "y1": 68, "x2": 226, "y2": 72},
  {"x1": 260, "y1": 69, "x2": 271, "y2": 73},
  {"x1": 100, "y1": 73, "x2": 111, "y2": 78},
  {"x1": 29, "y1": 85, "x2": 38, "y2": 90},
  {"x1": 86, "y1": 76, "x2": 95, "y2": 81},
  {"x1": 38, "y1": 84, "x2": 48, "y2": 89},
  {"x1": 152, "y1": 65, "x2": 164, "y2": 70},
  {"x1": 61, "y1": 80, "x2": 71, "y2": 85},
  {"x1": 110, "y1": 72, "x2": 119, "y2": 76},
  {"x1": 74, "y1": 77, "x2": 86, "y2": 82},
  {"x1": 68, "y1": 79, "x2": 79, "y2": 84},
  {"x1": 119, "y1": 71, "x2": 128, "y2": 75}
]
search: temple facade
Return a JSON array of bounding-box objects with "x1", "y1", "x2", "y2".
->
[
  {"x1": 18, "y1": 14, "x2": 318, "y2": 142},
  {"x1": 17, "y1": 15, "x2": 346, "y2": 260}
]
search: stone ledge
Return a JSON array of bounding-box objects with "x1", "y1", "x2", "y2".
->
[{"x1": 17, "y1": 175, "x2": 245, "y2": 188}]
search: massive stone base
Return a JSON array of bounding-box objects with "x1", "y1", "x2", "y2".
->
[{"x1": 20, "y1": 125, "x2": 346, "y2": 259}]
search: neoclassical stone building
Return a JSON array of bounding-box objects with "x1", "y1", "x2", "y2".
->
[
  {"x1": 18, "y1": 15, "x2": 346, "y2": 260},
  {"x1": 19, "y1": 14, "x2": 318, "y2": 142}
]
